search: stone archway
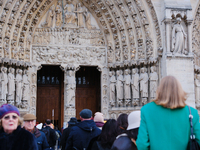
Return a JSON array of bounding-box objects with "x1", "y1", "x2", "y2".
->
[{"x1": 0, "y1": 0, "x2": 162, "y2": 119}]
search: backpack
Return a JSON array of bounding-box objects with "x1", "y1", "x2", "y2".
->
[{"x1": 41, "y1": 127, "x2": 50, "y2": 143}]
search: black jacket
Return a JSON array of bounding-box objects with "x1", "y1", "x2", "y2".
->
[
  {"x1": 33, "y1": 127, "x2": 49, "y2": 150},
  {"x1": 65, "y1": 120, "x2": 101, "y2": 150},
  {"x1": 0, "y1": 125, "x2": 38, "y2": 150},
  {"x1": 60, "y1": 124, "x2": 76, "y2": 150},
  {"x1": 43, "y1": 126, "x2": 57, "y2": 148},
  {"x1": 111, "y1": 133, "x2": 137, "y2": 150}
]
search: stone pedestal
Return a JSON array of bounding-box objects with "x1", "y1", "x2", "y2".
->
[{"x1": 166, "y1": 55, "x2": 195, "y2": 107}]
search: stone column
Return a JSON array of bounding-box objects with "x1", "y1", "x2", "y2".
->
[
  {"x1": 100, "y1": 66, "x2": 109, "y2": 119},
  {"x1": 63, "y1": 65, "x2": 77, "y2": 124},
  {"x1": 29, "y1": 65, "x2": 42, "y2": 115},
  {"x1": 187, "y1": 20, "x2": 193, "y2": 55},
  {"x1": 165, "y1": 18, "x2": 171, "y2": 54}
]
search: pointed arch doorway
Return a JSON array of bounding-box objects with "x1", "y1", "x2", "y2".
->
[
  {"x1": 75, "y1": 66, "x2": 101, "y2": 119},
  {"x1": 36, "y1": 65, "x2": 64, "y2": 129}
]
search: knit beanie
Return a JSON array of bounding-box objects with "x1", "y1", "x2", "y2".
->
[
  {"x1": 0, "y1": 104, "x2": 20, "y2": 119},
  {"x1": 94, "y1": 112, "x2": 104, "y2": 123}
]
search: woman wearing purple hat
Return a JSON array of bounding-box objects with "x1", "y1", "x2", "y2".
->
[{"x1": 0, "y1": 104, "x2": 38, "y2": 150}]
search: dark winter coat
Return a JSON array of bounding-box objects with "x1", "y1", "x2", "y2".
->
[
  {"x1": 60, "y1": 124, "x2": 76, "y2": 150},
  {"x1": 87, "y1": 136, "x2": 110, "y2": 150},
  {"x1": 111, "y1": 133, "x2": 137, "y2": 150},
  {"x1": 65, "y1": 120, "x2": 101, "y2": 150},
  {"x1": 0, "y1": 125, "x2": 38, "y2": 150},
  {"x1": 33, "y1": 127, "x2": 49, "y2": 150},
  {"x1": 43, "y1": 126, "x2": 57, "y2": 148}
]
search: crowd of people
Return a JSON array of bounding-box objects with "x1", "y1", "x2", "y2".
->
[{"x1": 0, "y1": 75, "x2": 200, "y2": 150}]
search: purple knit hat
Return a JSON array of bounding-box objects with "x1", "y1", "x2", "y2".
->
[{"x1": 0, "y1": 104, "x2": 20, "y2": 119}]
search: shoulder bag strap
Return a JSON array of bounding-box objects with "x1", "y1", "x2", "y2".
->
[{"x1": 188, "y1": 106, "x2": 195, "y2": 140}]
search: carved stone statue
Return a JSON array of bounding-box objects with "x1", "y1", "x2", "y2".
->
[
  {"x1": 55, "y1": 2, "x2": 62, "y2": 27},
  {"x1": 172, "y1": 17, "x2": 187, "y2": 54},
  {"x1": 77, "y1": 3, "x2": 85, "y2": 27},
  {"x1": 22, "y1": 70, "x2": 30, "y2": 101},
  {"x1": 15, "y1": 69, "x2": 23, "y2": 107},
  {"x1": 0, "y1": 67, "x2": 8, "y2": 104},
  {"x1": 64, "y1": 70, "x2": 76, "y2": 108},
  {"x1": 195, "y1": 74, "x2": 200, "y2": 109},
  {"x1": 64, "y1": 0, "x2": 77, "y2": 25},
  {"x1": 46, "y1": 5, "x2": 55, "y2": 27},
  {"x1": 109, "y1": 71, "x2": 116, "y2": 107},
  {"x1": 139, "y1": 67, "x2": 148, "y2": 105},
  {"x1": 131, "y1": 68, "x2": 139, "y2": 106},
  {"x1": 84, "y1": 8, "x2": 94, "y2": 29},
  {"x1": 116, "y1": 70, "x2": 124, "y2": 107},
  {"x1": 149, "y1": 66, "x2": 158, "y2": 100},
  {"x1": 124, "y1": 69, "x2": 131, "y2": 106},
  {"x1": 7, "y1": 67, "x2": 15, "y2": 105}
]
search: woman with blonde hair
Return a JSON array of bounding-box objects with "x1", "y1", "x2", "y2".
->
[
  {"x1": 0, "y1": 104, "x2": 38, "y2": 150},
  {"x1": 136, "y1": 75, "x2": 200, "y2": 150}
]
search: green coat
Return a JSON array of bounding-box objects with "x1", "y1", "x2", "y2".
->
[{"x1": 136, "y1": 102, "x2": 200, "y2": 150}]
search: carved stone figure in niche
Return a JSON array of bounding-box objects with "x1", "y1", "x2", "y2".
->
[
  {"x1": 149, "y1": 66, "x2": 158, "y2": 100},
  {"x1": 0, "y1": 67, "x2": 8, "y2": 104},
  {"x1": 172, "y1": 17, "x2": 187, "y2": 54},
  {"x1": 109, "y1": 71, "x2": 116, "y2": 107},
  {"x1": 46, "y1": 5, "x2": 55, "y2": 27},
  {"x1": 116, "y1": 70, "x2": 124, "y2": 107},
  {"x1": 124, "y1": 69, "x2": 131, "y2": 107},
  {"x1": 84, "y1": 8, "x2": 95, "y2": 29},
  {"x1": 131, "y1": 68, "x2": 139, "y2": 106},
  {"x1": 64, "y1": 70, "x2": 76, "y2": 108},
  {"x1": 195, "y1": 74, "x2": 200, "y2": 109},
  {"x1": 76, "y1": 3, "x2": 85, "y2": 27},
  {"x1": 139, "y1": 67, "x2": 148, "y2": 105},
  {"x1": 56, "y1": 1, "x2": 63, "y2": 27},
  {"x1": 7, "y1": 67, "x2": 15, "y2": 105},
  {"x1": 15, "y1": 69, "x2": 23, "y2": 107},
  {"x1": 22, "y1": 70, "x2": 30, "y2": 101},
  {"x1": 64, "y1": 0, "x2": 77, "y2": 25}
]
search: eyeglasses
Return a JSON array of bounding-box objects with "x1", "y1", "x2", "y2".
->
[{"x1": 3, "y1": 115, "x2": 18, "y2": 120}]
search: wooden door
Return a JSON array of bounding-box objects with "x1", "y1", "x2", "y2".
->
[
  {"x1": 75, "y1": 66, "x2": 101, "y2": 119},
  {"x1": 36, "y1": 66, "x2": 63, "y2": 129}
]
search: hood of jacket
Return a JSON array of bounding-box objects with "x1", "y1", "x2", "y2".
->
[{"x1": 77, "y1": 120, "x2": 97, "y2": 132}]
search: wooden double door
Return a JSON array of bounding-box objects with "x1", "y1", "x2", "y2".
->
[{"x1": 36, "y1": 66, "x2": 101, "y2": 129}]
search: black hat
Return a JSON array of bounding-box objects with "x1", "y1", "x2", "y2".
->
[
  {"x1": 68, "y1": 117, "x2": 78, "y2": 125},
  {"x1": 79, "y1": 109, "x2": 92, "y2": 119}
]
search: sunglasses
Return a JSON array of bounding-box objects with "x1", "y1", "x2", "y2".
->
[{"x1": 3, "y1": 115, "x2": 18, "y2": 120}]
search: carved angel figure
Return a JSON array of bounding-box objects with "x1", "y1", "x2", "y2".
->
[
  {"x1": 55, "y1": 2, "x2": 62, "y2": 27},
  {"x1": 195, "y1": 74, "x2": 200, "y2": 109},
  {"x1": 172, "y1": 17, "x2": 187, "y2": 54}
]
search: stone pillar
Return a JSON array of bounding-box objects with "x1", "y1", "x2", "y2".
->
[
  {"x1": 187, "y1": 20, "x2": 193, "y2": 55},
  {"x1": 63, "y1": 65, "x2": 77, "y2": 124},
  {"x1": 29, "y1": 65, "x2": 42, "y2": 115},
  {"x1": 165, "y1": 19, "x2": 171, "y2": 54},
  {"x1": 99, "y1": 66, "x2": 109, "y2": 119}
]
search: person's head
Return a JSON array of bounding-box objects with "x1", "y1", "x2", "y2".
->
[
  {"x1": 126, "y1": 111, "x2": 141, "y2": 140},
  {"x1": 154, "y1": 75, "x2": 187, "y2": 109},
  {"x1": 68, "y1": 117, "x2": 78, "y2": 126},
  {"x1": 0, "y1": 104, "x2": 21, "y2": 134},
  {"x1": 98, "y1": 119, "x2": 118, "y2": 149},
  {"x1": 79, "y1": 109, "x2": 92, "y2": 121},
  {"x1": 23, "y1": 113, "x2": 36, "y2": 131},
  {"x1": 94, "y1": 112, "x2": 104, "y2": 123},
  {"x1": 45, "y1": 119, "x2": 52, "y2": 125},
  {"x1": 117, "y1": 113, "x2": 128, "y2": 134}
]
